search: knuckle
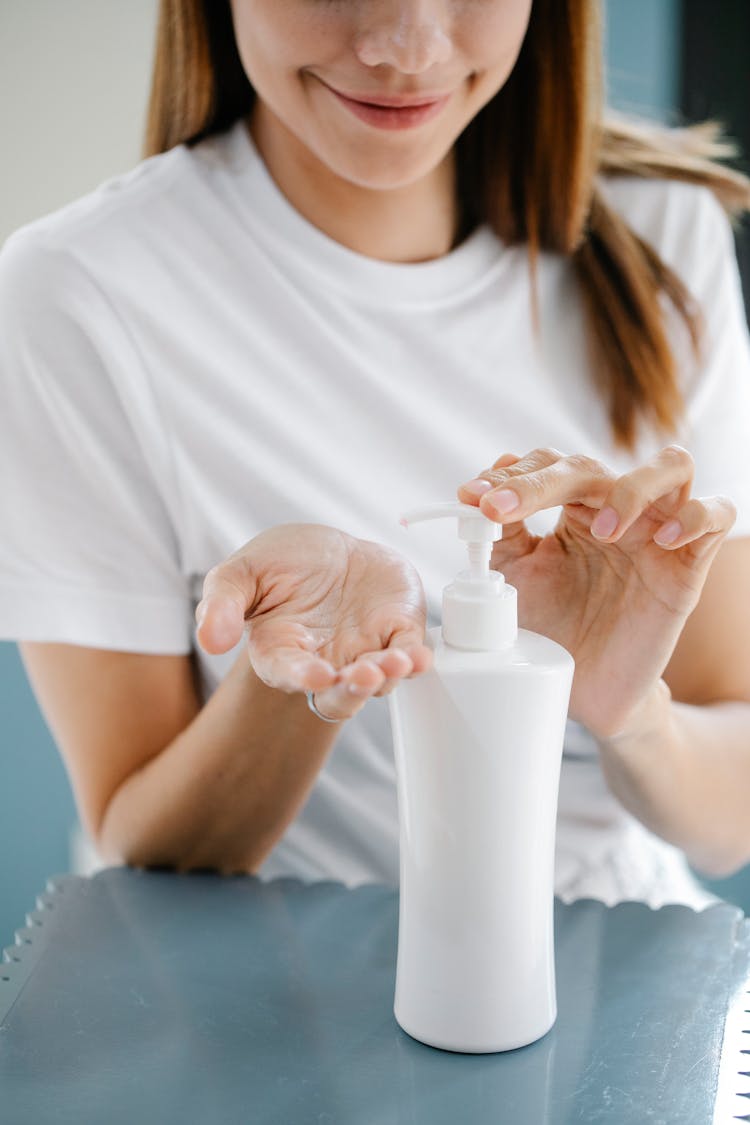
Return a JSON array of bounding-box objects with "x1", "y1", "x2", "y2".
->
[
  {"x1": 661, "y1": 444, "x2": 694, "y2": 473},
  {"x1": 529, "y1": 446, "x2": 564, "y2": 465},
  {"x1": 564, "y1": 452, "x2": 605, "y2": 477},
  {"x1": 489, "y1": 452, "x2": 520, "y2": 470},
  {"x1": 202, "y1": 564, "x2": 227, "y2": 594},
  {"x1": 609, "y1": 477, "x2": 642, "y2": 512},
  {"x1": 204, "y1": 561, "x2": 246, "y2": 601},
  {"x1": 479, "y1": 467, "x2": 512, "y2": 488},
  {"x1": 524, "y1": 469, "x2": 551, "y2": 499},
  {"x1": 678, "y1": 497, "x2": 701, "y2": 525},
  {"x1": 714, "y1": 495, "x2": 738, "y2": 525},
  {"x1": 485, "y1": 447, "x2": 563, "y2": 484}
]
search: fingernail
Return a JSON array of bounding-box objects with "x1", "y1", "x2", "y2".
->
[
  {"x1": 654, "y1": 519, "x2": 682, "y2": 546},
  {"x1": 460, "y1": 478, "x2": 493, "y2": 498},
  {"x1": 196, "y1": 601, "x2": 207, "y2": 628},
  {"x1": 591, "y1": 507, "x2": 619, "y2": 539},
  {"x1": 484, "y1": 489, "x2": 520, "y2": 516}
]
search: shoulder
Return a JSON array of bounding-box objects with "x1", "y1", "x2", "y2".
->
[
  {"x1": 0, "y1": 124, "x2": 245, "y2": 297},
  {"x1": 2, "y1": 144, "x2": 185, "y2": 269},
  {"x1": 597, "y1": 173, "x2": 735, "y2": 291}
]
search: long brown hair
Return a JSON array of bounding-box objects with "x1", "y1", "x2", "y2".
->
[{"x1": 144, "y1": 0, "x2": 750, "y2": 449}]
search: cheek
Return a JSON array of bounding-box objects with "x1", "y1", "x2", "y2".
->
[
  {"x1": 456, "y1": 0, "x2": 533, "y2": 82},
  {"x1": 230, "y1": 1, "x2": 347, "y2": 89}
]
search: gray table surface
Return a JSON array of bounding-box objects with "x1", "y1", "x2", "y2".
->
[{"x1": 1, "y1": 868, "x2": 749, "y2": 1125}]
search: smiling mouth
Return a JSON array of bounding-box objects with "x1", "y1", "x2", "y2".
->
[
  {"x1": 334, "y1": 89, "x2": 452, "y2": 108},
  {"x1": 321, "y1": 82, "x2": 453, "y2": 131}
]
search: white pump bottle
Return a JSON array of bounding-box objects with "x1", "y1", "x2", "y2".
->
[{"x1": 389, "y1": 502, "x2": 574, "y2": 1053}]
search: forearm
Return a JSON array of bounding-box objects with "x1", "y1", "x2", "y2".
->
[
  {"x1": 98, "y1": 651, "x2": 341, "y2": 873},
  {"x1": 596, "y1": 681, "x2": 750, "y2": 878}
]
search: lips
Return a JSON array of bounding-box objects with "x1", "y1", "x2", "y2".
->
[
  {"x1": 335, "y1": 90, "x2": 451, "y2": 108},
  {"x1": 322, "y1": 81, "x2": 452, "y2": 131}
]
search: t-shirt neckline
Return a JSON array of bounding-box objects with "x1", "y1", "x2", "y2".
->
[{"x1": 223, "y1": 117, "x2": 504, "y2": 308}]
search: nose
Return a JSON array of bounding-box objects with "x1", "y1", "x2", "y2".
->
[{"x1": 354, "y1": 1, "x2": 453, "y2": 73}]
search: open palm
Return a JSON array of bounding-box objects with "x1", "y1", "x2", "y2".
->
[{"x1": 196, "y1": 524, "x2": 432, "y2": 722}]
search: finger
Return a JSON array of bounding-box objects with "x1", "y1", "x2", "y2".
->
[
  {"x1": 348, "y1": 646, "x2": 415, "y2": 699},
  {"x1": 339, "y1": 652, "x2": 401, "y2": 701},
  {"x1": 475, "y1": 450, "x2": 613, "y2": 523},
  {"x1": 376, "y1": 640, "x2": 436, "y2": 697},
  {"x1": 400, "y1": 643, "x2": 433, "y2": 677},
  {"x1": 652, "y1": 495, "x2": 737, "y2": 557},
  {"x1": 310, "y1": 649, "x2": 419, "y2": 723},
  {"x1": 339, "y1": 628, "x2": 434, "y2": 704},
  {"x1": 249, "y1": 645, "x2": 340, "y2": 695},
  {"x1": 384, "y1": 625, "x2": 433, "y2": 678},
  {"x1": 491, "y1": 453, "x2": 523, "y2": 470},
  {"x1": 590, "y1": 445, "x2": 695, "y2": 543},
  {"x1": 338, "y1": 657, "x2": 387, "y2": 691},
  {"x1": 366, "y1": 648, "x2": 415, "y2": 680},
  {"x1": 458, "y1": 454, "x2": 521, "y2": 503},
  {"x1": 196, "y1": 556, "x2": 259, "y2": 655},
  {"x1": 312, "y1": 659, "x2": 387, "y2": 722}
]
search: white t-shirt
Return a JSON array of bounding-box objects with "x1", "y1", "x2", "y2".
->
[{"x1": 2, "y1": 119, "x2": 749, "y2": 909}]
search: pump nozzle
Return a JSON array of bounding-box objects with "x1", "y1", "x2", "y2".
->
[
  {"x1": 400, "y1": 501, "x2": 517, "y2": 651},
  {"x1": 400, "y1": 502, "x2": 501, "y2": 580}
]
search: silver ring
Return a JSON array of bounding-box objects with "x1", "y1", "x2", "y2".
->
[{"x1": 306, "y1": 690, "x2": 340, "y2": 723}]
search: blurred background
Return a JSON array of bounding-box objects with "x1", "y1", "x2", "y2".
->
[{"x1": 1, "y1": 0, "x2": 749, "y2": 946}]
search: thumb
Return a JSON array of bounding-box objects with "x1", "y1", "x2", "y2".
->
[
  {"x1": 196, "y1": 560, "x2": 259, "y2": 654},
  {"x1": 490, "y1": 516, "x2": 538, "y2": 564}
]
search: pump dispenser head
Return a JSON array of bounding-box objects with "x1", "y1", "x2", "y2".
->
[{"x1": 400, "y1": 502, "x2": 518, "y2": 651}]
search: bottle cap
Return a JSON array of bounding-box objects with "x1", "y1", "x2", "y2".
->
[{"x1": 400, "y1": 502, "x2": 518, "y2": 651}]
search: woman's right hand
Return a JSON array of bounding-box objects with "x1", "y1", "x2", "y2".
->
[{"x1": 195, "y1": 524, "x2": 432, "y2": 722}]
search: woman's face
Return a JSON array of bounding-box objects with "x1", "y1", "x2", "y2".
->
[{"x1": 229, "y1": 0, "x2": 534, "y2": 191}]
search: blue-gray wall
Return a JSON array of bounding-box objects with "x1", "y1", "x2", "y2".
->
[
  {"x1": 2, "y1": 0, "x2": 746, "y2": 947},
  {"x1": 604, "y1": 0, "x2": 683, "y2": 120}
]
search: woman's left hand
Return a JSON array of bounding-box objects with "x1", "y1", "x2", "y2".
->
[{"x1": 457, "y1": 445, "x2": 736, "y2": 739}]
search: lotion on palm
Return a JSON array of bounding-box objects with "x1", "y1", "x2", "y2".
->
[{"x1": 389, "y1": 502, "x2": 574, "y2": 1052}]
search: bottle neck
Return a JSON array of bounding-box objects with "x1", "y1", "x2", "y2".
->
[{"x1": 442, "y1": 573, "x2": 518, "y2": 651}]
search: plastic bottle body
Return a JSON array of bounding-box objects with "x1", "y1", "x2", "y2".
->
[{"x1": 388, "y1": 625, "x2": 574, "y2": 1053}]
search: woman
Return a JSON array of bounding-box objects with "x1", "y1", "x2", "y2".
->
[{"x1": 1, "y1": 0, "x2": 749, "y2": 907}]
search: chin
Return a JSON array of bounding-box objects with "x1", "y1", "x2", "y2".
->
[{"x1": 326, "y1": 145, "x2": 450, "y2": 193}]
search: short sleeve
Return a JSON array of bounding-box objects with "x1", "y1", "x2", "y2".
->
[
  {"x1": 679, "y1": 188, "x2": 750, "y2": 538},
  {"x1": 0, "y1": 229, "x2": 192, "y2": 653}
]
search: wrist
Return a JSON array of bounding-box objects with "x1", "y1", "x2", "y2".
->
[{"x1": 594, "y1": 678, "x2": 674, "y2": 754}]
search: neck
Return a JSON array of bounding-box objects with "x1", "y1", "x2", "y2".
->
[{"x1": 248, "y1": 104, "x2": 458, "y2": 263}]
